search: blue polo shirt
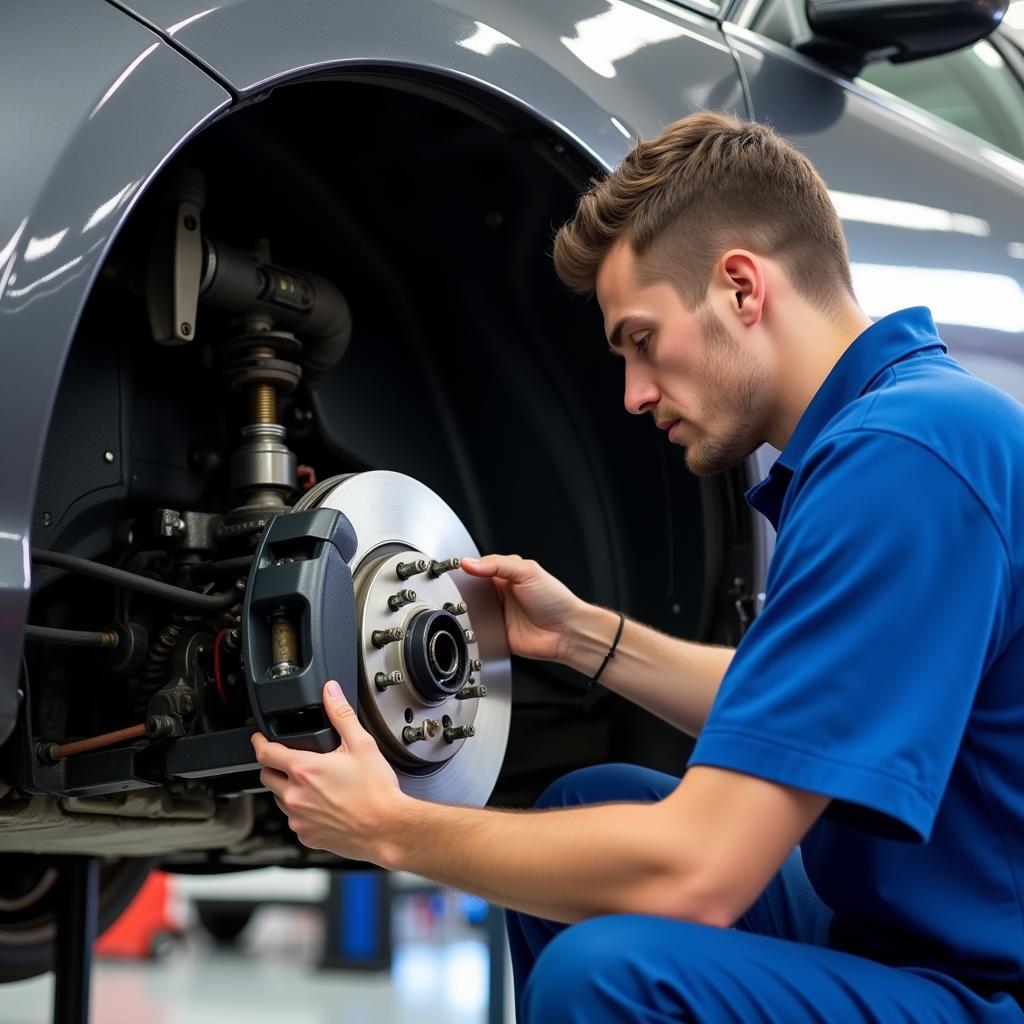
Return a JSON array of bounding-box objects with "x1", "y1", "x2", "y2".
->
[{"x1": 689, "y1": 307, "x2": 1024, "y2": 991}]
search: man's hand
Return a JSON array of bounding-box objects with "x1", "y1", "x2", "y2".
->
[
  {"x1": 251, "y1": 680, "x2": 406, "y2": 862},
  {"x1": 460, "y1": 553, "x2": 588, "y2": 663}
]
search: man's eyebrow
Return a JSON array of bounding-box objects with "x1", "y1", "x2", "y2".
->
[{"x1": 607, "y1": 316, "x2": 630, "y2": 352}]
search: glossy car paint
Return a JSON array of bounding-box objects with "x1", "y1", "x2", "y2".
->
[
  {"x1": 0, "y1": 1, "x2": 230, "y2": 744},
  {"x1": 726, "y1": 20, "x2": 1024, "y2": 573},
  {"x1": 3, "y1": 0, "x2": 1022, "y2": 746},
  {"x1": 114, "y1": 0, "x2": 745, "y2": 162},
  {"x1": 0, "y1": 0, "x2": 745, "y2": 746}
]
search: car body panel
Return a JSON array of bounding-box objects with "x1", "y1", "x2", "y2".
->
[
  {"x1": 111, "y1": 0, "x2": 746, "y2": 160},
  {"x1": 0, "y1": 1, "x2": 231, "y2": 745},
  {"x1": 726, "y1": 22, "x2": 1024, "y2": 571},
  {"x1": 729, "y1": 25, "x2": 1024, "y2": 381},
  {"x1": 4, "y1": 0, "x2": 1022, "y2": 755},
  {"x1": 0, "y1": 0, "x2": 747, "y2": 747}
]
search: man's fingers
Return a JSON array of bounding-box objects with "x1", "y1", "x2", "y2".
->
[
  {"x1": 460, "y1": 553, "x2": 535, "y2": 584},
  {"x1": 260, "y1": 765, "x2": 288, "y2": 795},
  {"x1": 322, "y1": 680, "x2": 365, "y2": 748},
  {"x1": 252, "y1": 732, "x2": 301, "y2": 772}
]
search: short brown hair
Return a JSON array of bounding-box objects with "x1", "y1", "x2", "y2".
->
[{"x1": 553, "y1": 111, "x2": 852, "y2": 312}]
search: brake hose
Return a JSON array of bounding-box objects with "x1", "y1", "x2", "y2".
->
[{"x1": 32, "y1": 548, "x2": 241, "y2": 612}]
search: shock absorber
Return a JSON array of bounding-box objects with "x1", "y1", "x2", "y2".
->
[{"x1": 222, "y1": 312, "x2": 303, "y2": 518}]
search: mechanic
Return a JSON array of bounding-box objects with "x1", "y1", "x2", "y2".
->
[{"x1": 252, "y1": 111, "x2": 1024, "y2": 1022}]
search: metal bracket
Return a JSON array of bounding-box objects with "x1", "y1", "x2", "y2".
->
[{"x1": 145, "y1": 168, "x2": 205, "y2": 346}]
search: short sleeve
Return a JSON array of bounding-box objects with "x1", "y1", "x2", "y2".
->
[{"x1": 689, "y1": 429, "x2": 1010, "y2": 843}]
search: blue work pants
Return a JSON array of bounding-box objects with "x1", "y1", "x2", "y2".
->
[{"x1": 506, "y1": 764, "x2": 1023, "y2": 1023}]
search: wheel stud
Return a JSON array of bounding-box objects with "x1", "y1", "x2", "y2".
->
[
  {"x1": 464, "y1": 629, "x2": 476, "y2": 644},
  {"x1": 372, "y1": 627, "x2": 404, "y2": 648},
  {"x1": 444, "y1": 724, "x2": 475, "y2": 743},
  {"x1": 443, "y1": 601, "x2": 467, "y2": 615},
  {"x1": 403, "y1": 718, "x2": 441, "y2": 744},
  {"x1": 388, "y1": 589, "x2": 416, "y2": 611},
  {"x1": 430, "y1": 557, "x2": 461, "y2": 577},
  {"x1": 396, "y1": 559, "x2": 428, "y2": 580},
  {"x1": 456, "y1": 684, "x2": 487, "y2": 700},
  {"x1": 374, "y1": 670, "x2": 405, "y2": 691}
]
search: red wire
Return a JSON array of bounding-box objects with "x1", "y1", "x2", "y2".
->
[{"x1": 213, "y1": 627, "x2": 229, "y2": 706}]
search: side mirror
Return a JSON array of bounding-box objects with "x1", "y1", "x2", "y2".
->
[{"x1": 796, "y1": 0, "x2": 1009, "y2": 78}]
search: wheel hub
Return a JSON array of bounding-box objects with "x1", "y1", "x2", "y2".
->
[{"x1": 288, "y1": 471, "x2": 511, "y2": 806}]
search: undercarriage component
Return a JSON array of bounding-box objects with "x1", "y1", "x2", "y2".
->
[
  {"x1": 0, "y1": 792, "x2": 253, "y2": 857},
  {"x1": 30, "y1": 548, "x2": 240, "y2": 613},
  {"x1": 225, "y1": 329, "x2": 301, "y2": 513},
  {"x1": 146, "y1": 169, "x2": 353, "y2": 378},
  {"x1": 291, "y1": 471, "x2": 511, "y2": 807},
  {"x1": 43, "y1": 725, "x2": 147, "y2": 763}
]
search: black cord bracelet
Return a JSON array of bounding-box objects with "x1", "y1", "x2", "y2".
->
[{"x1": 591, "y1": 611, "x2": 625, "y2": 684}]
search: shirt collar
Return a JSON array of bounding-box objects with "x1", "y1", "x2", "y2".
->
[{"x1": 746, "y1": 306, "x2": 947, "y2": 529}]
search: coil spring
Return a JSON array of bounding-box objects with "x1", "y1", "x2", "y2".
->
[
  {"x1": 143, "y1": 618, "x2": 183, "y2": 682},
  {"x1": 133, "y1": 615, "x2": 185, "y2": 717}
]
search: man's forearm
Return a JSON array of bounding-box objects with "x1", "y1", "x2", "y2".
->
[
  {"x1": 376, "y1": 795, "x2": 704, "y2": 926},
  {"x1": 565, "y1": 605, "x2": 734, "y2": 737}
]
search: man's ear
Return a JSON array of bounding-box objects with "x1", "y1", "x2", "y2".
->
[{"x1": 718, "y1": 250, "x2": 765, "y2": 327}]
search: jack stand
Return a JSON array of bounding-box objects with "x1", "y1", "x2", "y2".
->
[{"x1": 53, "y1": 857, "x2": 98, "y2": 1024}]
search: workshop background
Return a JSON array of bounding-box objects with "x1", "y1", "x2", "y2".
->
[
  {"x1": 4, "y1": 867, "x2": 515, "y2": 1024},
  {"x1": 3, "y1": 0, "x2": 1024, "y2": 1021}
]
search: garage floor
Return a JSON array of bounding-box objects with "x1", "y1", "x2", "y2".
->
[{"x1": 1, "y1": 904, "x2": 514, "y2": 1024}]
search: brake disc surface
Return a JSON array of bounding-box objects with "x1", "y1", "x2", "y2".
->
[{"x1": 293, "y1": 471, "x2": 511, "y2": 807}]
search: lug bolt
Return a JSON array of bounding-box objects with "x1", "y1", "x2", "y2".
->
[
  {"x1": 444, "y1": 724, "x2": 476, "y2": 743},
  {"x1": 464, "y1": 629, "x2": 476, "y2": 644},
  {"x1": 372, "y1": 627, "x2": 404, "y2": 648},
  {"x1": 396, "y1": 559, "x2": 428, "y2": 580},
  {"x1": 443, "y1": 601, "x2": 467, "y2": 615},
  {"x1": 388, "y1": 588, "x2": 417, "y2": 611},
  {"x1": 471, "y1": 658, "x2": 482, "y2": 672},
  {"x1": 374, "y1": 670, "x2": 405, "y2": 691},
  {"x1": 430, "y1": 557, "x2": 461, "y2": 577},
  {"x1": 403, "y1": 718, "x2": 441, "y2": 744},
  {"x1": 456, "y1": 684, "x2": 488, "y2": 700}
]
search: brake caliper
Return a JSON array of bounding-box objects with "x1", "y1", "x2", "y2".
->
[{"x1": 242, "y1": 507, "x2": 358, "y2": 752}]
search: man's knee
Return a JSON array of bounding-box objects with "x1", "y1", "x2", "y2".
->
[
  {"x1": 533, "y1": 766, "x2": 608, "y2": 810},
  {"x1": 522, "y1": 915, "x2": 718, "y2": 1022},
  {"x1": 524, "y1": 913, "x2": 768, "y2": 1023},
  {"x1": 522, "y1": 916, "x2": 630, "y2": 1020},
  {"x1": 533, "y1": 763, "x2": 678, "y2": 810}
]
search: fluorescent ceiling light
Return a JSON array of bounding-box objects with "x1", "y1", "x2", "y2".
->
[
  {"x1": 561, "y1": 1, "x2": 687, "y2": 79},
  {"x1": 458, "y1": 22, "x2": 521, "y2": 56},
  {"x1": 851, "y1": 263, "x2": 1024, "y2": 334},
  {"x1": 830, "y1": 191, "x2": 990, "y2": 238}
]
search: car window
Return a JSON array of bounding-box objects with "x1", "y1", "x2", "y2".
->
[
  {"x1": 858, "y1": 41, "x2": 1024, "y2": 162},
  {"x1": 750, "y1": 0, "x2": 1024, "y2": 162}
]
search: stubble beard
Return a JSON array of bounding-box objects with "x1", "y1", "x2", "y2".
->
[{"x1": 683, "y1": 308, "x2": 768, "y2": 478}]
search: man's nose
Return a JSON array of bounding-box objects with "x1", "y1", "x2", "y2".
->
[{"x1": 624, "y1": 368, "x2": 658, "y2": 416}]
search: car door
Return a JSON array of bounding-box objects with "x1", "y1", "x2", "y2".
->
[{"x1": 726, "y1": 1, "x2": 1024, "y2": 407}]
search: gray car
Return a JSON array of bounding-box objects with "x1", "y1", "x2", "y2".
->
[{"x1": 0, "y1": 0, "x2": 1017, "y2": 984}]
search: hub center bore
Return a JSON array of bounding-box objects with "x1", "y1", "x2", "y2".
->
[
  {"x1": 428, "y1": 629, "x2": 459, "y2": 680},
  {"x1": 405, "y1": 609, "x2": 469, "y2": 702}
]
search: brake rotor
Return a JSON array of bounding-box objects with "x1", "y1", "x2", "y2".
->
[{"x1": 292, "y1": 471, "x2": 511, "y2": 807}]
